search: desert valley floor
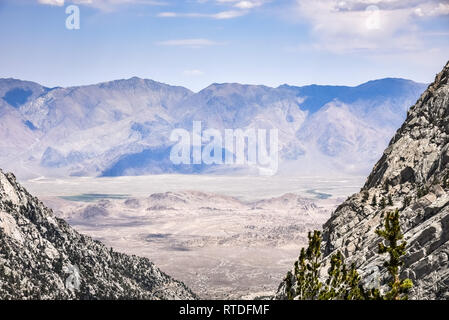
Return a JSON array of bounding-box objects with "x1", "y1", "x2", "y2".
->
[{"x1": 22, "y1": 174, "x2": 364, "y2": 299}]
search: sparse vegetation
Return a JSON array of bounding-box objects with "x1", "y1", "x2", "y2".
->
[
  {"x1": 417, "y1": 186, "x2": 429, "y2": 198},
  {"x1": 285, "y1": 209, "x2": 412, "y2": 300},
  {"x1": 375, "y1": 209, "x2": 413, "y2": 300},
  {"x1": 285, "y1": 231, "x2": 365, "y2": 300}
]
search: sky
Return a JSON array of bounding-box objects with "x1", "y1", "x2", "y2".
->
[{"x1": 0, "y1": 0, "x2": 448, "y2": 92}]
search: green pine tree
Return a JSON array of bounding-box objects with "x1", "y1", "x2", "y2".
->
[
  {"x1": 287, "y1": 232, "x2": 366, "y2": 300},
  {"x1": 286, "y1": 209, "x2": 412, "y2": 300},
  {"x1": 375, "y1": 209, "x2": 413, "y2": 300},
  {"x1": 293, "y1": 231, "x2": 323, "y2": 299},
  {"x1": 319, "y1": 251, "x2": 365, "y2": 300}
]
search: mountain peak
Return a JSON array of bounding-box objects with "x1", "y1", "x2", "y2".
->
[{"x1": 364, "y1": 60, "x2": 449, "y2": 189}]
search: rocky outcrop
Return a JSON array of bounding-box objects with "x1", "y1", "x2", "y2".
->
[
  {"x1": 277, "y1": 60, "x2": 449, "y2": 299},
  {"x1": 0, "y1": 169, "x2": 197, "y2": 299}
]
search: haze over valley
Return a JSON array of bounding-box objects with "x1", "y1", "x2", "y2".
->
[{"x1": 36, "y1": 175, "x2": 359, "y2": 299}]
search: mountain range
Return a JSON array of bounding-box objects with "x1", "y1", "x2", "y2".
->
[
  {"x1": 0, "y1": 77, "x2": 427, "y2": 179},
  {"x1": 2, "y1": 60, "x2": 448, "y2": 300}
]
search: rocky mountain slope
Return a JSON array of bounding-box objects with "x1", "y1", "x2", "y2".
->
[
  {"x1": 0, "y1": 77, "x2": 426, "y2": 179},
  {"x1": 276, "y1": 61, "x2": 449, "y2": 299},
  {"x1": 0, "y1": 168, "x2": 196, "y2": 299}
]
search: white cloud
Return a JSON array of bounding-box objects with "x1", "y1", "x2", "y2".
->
[
  {"x1": 157, "y1": 10, "x2": 247, "y2": 19},
  {"x1": 413, "y1": 2, "x2": 449, "y2": 16},
  {"x1": 155, "y1": 38, "x2": 226, "y2": 48},
  {"x1": 38, "y1": 0, "x2": 65, "y2": 6},
  {"x1": 289, "y1": 0, "x2": 449, "y2": 54},
  {"x1": 234, "y1": 1, "x2": 264, "y2": 9},
  {"x1": 157, "y1": 0, "x2": 267, "y2": 20},
  {"x1": 37, "y1": 0, "x2": 167, "y2": 10},
  {"x1": 157, "y1": 11, "x2": 177, "y2": 17},
  {"x1": 212, "y1": 10, "x2": 247, "y2": 18},
  {"x1": 183, "y1": 69, "x2": 205, "y2": 76},
  {"x1": 216, "y1": 0, "x2": 264, "y2": 9}
]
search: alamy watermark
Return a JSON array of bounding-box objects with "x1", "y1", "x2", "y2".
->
[
  {"x1": 169, "y1": 121, "x2": 279, "y2": 175},
  {"x1": 365, "y1": 5, "x2": 381, "y2": 30},
  {"x1": 65, "y1": 5, "x2": 80, "y2": 30}
]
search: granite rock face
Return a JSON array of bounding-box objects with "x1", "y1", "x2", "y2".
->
[
  {"x1": 0, "y1": 169, "x2": 197, "y2": 300},
  {"x1": 277, "y1": 61, "x2": 449, "y2": 299}
]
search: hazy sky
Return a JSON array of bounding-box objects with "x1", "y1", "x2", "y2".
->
[{"x1": 0, "y1": 0, "x2": 448, "y2": 91}]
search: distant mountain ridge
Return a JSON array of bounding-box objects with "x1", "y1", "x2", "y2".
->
[{"x1": 0, "y1": 76, "x2": 427, "y2": 179}]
